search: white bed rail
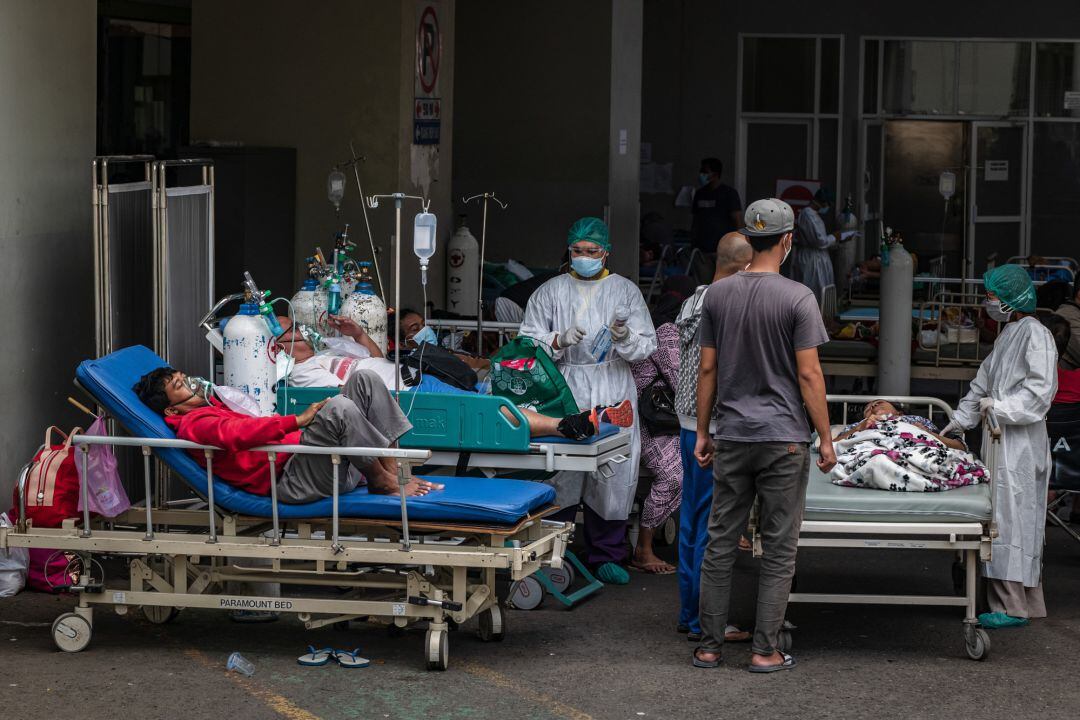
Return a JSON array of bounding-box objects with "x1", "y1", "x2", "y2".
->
[{"x1": 17, "y1": 435, "x2": 431, "y2": 554}]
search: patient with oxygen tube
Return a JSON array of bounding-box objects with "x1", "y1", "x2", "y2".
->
[{"x1": 828, "y1": 400, "x2": 988, "y2": 492}]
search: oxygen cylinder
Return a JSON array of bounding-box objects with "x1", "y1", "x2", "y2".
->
[
  {"x1": 290, "y1": 279, "x2": 332, "y2": 334},
  {"x1": 446, "y1": 215, "x2": 480, "y2": 313},
  {"x1": 877, "y1": 239, "x2": 913, "y2": 396},
  {"x1": 223, "y1": 303, "x2": 276, "y2": 415},
  {"x1": 340, "y1": 282, "x2": 388, "y2": 354}
]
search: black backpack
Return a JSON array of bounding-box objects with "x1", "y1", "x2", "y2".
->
[{"x1": 400, "y1": 344, "x2": 478, "y2": 391}]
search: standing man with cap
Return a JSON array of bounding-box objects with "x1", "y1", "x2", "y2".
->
[
  {"x1": 691, "y1": 198, "x2": 835, "y2": 672},
  {"x1": 793, "y1": 186, "x2": 843, "y2": 302}
]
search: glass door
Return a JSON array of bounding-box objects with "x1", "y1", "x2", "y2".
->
[
  {"x1": 968, "y1": 122, "x2": 1027, "y2": 277},
  {"x1": 859, "y1": 119, "x2": 884, "y2": 261}
]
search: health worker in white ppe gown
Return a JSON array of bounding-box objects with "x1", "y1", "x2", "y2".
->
[
  {"x1": 520, "y1": 217, "x2": 657, "y2": 586},
  {"x1": 793, "y1": 186, "x2": 841, "y2": 302},
  {"x1": 944, "y1": 264, "x2": 1058, "y2": 629}
]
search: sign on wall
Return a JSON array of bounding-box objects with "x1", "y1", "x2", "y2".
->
[
  {"x1": 414, "y1": 2, "x2": 441, "y2": 146},
  {"x1": 775, "y1": 178, "x2": 821, "y2": 217}
]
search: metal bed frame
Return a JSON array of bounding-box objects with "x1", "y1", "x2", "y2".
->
[
  {"x1": 749, "y1": 394, "x2": 1000, "y2": 660},
  {"x1": 424, "y1": 428, "x2": 633, "y2": 475},
  {"x1": 2, "y1": 435, "x2": 571, "y2": 670}
]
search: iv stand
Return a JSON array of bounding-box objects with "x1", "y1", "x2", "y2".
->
[
  {"x1": 462, "y1": 192, "x2": 508, "y2": 354},
  {"x1": 331, "y1": 143, "x2": 386, "y2": 300},
  {"x1": 366, "y1": 191, "x2": 430, "y2": 395}
]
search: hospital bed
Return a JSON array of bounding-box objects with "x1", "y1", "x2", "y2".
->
[
  {"x1": 748, "y1": 394, "x2": 1000, "y2": 660},
  {"x1": 278, "y1": 384, "x2": 634, "y2": 476},
  {"x1": 0, "y1": 346, "x2": 572, "y2": 670}
]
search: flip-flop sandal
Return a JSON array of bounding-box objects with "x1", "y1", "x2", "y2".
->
[
  {"x1": 747, "y1": 651, "x2": 797, "y2": 673},
  {"x1": 333, "y1": 648, "x2": 371, "y2": 668},
  {"x1": 297, "y1": 646, "x2": 335, "y2": 666},
  {"x1": 724, "y1": 625, "x2": 752, "y2": 643},
  {"x1": 692, "y1": 647, "x2": 721, "y2": 669},
  {"x1": 629, "y1": 560, "x2": 676, "y2": 575}
]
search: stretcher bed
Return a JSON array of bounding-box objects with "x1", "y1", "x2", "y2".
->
[
  {"x1": 748, "y1": 395, "x2": 1000, "y2": 660},
  {"x1": 278, "y1": 384, "x2": 634, "y2": 475},
  {"x1": 1, "y1": 346, "x2": 572, "y2": 670}
]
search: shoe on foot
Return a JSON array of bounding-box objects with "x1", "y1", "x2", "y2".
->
[
  {"x1": 978, "y1": 611, "x2": 1029, "y2": 629},
  {"x1": 593, "y1": 400, "x2": 634, "y2": 429},
  {"x1": 595, "y1": 562, "x2": 630, "y2": 585}
]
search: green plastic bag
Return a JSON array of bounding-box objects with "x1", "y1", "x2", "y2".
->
[{"x1": 489, "y1": 336, "x2": 580, "y2": 418}]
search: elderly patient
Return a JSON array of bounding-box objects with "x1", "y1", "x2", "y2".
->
[
  {"x1": 133, "y1": 366, "x2": 443, "y2": 503},
  {"x1": 830, "y1": 400, "x2": 986, "y2": 492}
]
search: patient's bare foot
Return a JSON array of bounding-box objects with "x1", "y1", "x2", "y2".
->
[{"x1": 367, "y1": 472, "x2": 444, "y2": 497}]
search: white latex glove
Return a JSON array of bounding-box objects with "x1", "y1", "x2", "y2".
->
[
  {"x1": 979, "y1": 397, "x2": 995, "y2": 415},
  {"x1": 609, "y1": 322, "x2": 630, "y2": 342},
  {"x1": 558, "y1": 325, "x2": 587, "y2": 348},
  {"x1": 940, "y1": 420, "x2": 960, "y2": 437}
]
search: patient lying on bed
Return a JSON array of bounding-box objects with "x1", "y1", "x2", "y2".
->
[
  {"x1": 133, "y1": 366, "x2": 443, "y2": 502},
  {"x1": 829, "y1": 400, "x2": 986, "y2": 492},
  {"x1": 277, "y1": 317, "x2": 633, "y2": 441}
]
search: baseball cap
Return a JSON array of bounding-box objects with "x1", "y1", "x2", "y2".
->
[{"x1": 743, "y1": 198, "x2": 795, "y2": 237}]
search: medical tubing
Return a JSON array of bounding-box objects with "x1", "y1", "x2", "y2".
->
[
  {"x1": 400, "y1": 280, "x2": 430, "y2": 420},
  {"x1": 269, "y1": 296, "x2": 296, "y2": 403}
]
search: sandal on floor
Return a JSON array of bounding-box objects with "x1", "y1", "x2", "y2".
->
[
  {"x1": 747, "y1": 651, "x2": 797, "y2": 673},
  {"x1": 692, "y1": 647, "x2": 721, "y2": 669},
  {"x1": 297, "y1": 646, "x2": 335, "y2": 666},
  {"x1": 629, "y1": 559, "x2": 676, "y2": 575},
  {"x1": 332, "y1": 648, "x2": 371, "y2": 668},
  {"x1": 724, "y1": 624, "x2": 751, "y2": 643}
]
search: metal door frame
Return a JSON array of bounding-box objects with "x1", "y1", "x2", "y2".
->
[
  {"x1": 967, "y1": 120, "x2": 1028, "y2": 278},
  {"x1": 857, "y1": 119, "x2": 884, "y2": 261}
]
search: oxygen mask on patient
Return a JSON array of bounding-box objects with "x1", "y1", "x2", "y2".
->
[{"x1": 183, "y1": 375, "x2": 213, "y2": 401}]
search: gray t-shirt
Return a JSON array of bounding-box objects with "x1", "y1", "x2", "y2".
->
[{"x1": 698, "y1": 271, "x2": 829, "y2": 442}]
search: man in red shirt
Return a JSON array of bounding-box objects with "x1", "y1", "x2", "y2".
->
[{"x1": 133, "y1": 366, "x2": 442, "y2": 503}]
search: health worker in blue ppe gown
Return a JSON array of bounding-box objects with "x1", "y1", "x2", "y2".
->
[
  {"x1": 944, "y1": 264, "x2": 1058, "y2": 628},
  {"x1": 793, "y1": 186, "x2": 842, "y2": 301},
  {"x1": 520, "y1": 217, "x2": 657, "y2": 585}
]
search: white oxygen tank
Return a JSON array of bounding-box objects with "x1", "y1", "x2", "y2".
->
[
  {"x1": 877, "y1": 238, "x2": 914, "y2": 396},
  {"x1": 446, "y1": 215, "x2": 480, "y2": 314},
  {"x1": 223, "y1": 302, "x2": 276, "y2": 415},
  {"x1": 290, "y1": 279, "x2": 333, "y2": 335},
  {"x1": 340, "y1": 282, "x2": 388, "y2": 354}
]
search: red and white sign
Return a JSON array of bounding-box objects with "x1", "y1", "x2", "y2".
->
[
  {"x1": 415, "y1": 4, "x2": 441, "y2": 97},
  {"x1": 775, "y1": 178, "x2": 821, "y2": 217}
]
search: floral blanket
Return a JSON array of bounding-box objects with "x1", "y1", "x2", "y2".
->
[{"x1": 830, "y1": 420, "x2": 987, "y2": 492}]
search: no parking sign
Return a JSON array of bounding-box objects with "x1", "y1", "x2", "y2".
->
[{"x1": 414, "y1": 2, "x2": 441, "y2": 145}]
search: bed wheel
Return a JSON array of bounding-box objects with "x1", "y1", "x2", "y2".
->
[
  {"x1": 545, "y1": 563, "x2": 575, "y2": 594},
  {"x1": 142, "y1": 605, "x2": 180, "y2": 625},
  {"x1": 507, "y1": 576, "x2": 544, "y2": 610},
  {"x1": 52, "y1": 612, "x2": 92, "y2": 653},
  {"x1": 477, "y1": 604, "x2": 506, "y2": 642},
  {"x1": 964, "y1": 625, "x2": 990, "y2": 661},
  {"x1": 425, "y1": 629, "x2": 449, "y2": 671},
  {"x1": 777, "y1": 629, "x2": 793, "y2": 653}
]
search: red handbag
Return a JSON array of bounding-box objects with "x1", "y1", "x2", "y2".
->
[{"x1": 11, "y1": 427, "x2": 83, "y2": 529}]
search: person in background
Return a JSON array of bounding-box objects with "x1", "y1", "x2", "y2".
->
[
  {"x1": 1043, "y1": 314, "x2": 1080, "y2": 525},
  {"x1": 944, "y1": 264, "x2": 1057, "y2": 629},
  {"x1": 691, "y1": 158, "x2": 743, "y2": 256},
  {"x1": 692, "y1": 199, "x2": 834, "y2": 673},
  {"x1": 629, "y1": 323, "x2": 680, "y2": 575},
  {"x1": 674, "y1": 231, "x2": 753, "y2": 645},
  {"x1": 1055, "y1": 277, "x2": 1080, "y2": 370},
  {"x1": 792, "y1": 186, "x2": 844, "y2": 302},
  {"x1": 520, "y1": 217, "x2": 657, "y2": 585}
]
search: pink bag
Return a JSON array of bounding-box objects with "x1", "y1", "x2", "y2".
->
[
  {"x1": 26, "y1": 548, "x2": 76, "y2": 593},
  {"x1": 76, "y1": 417, "x2": 131, "y2": 518}
]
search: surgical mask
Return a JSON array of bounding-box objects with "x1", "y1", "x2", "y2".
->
[
  {"x1": 571, "y1": 256, "x2": 604, "y2": 278},
  {"x1": 411, "y1": 325, "x2": 438, "y2": 346},
  {"x1": 781, "y1": 237, "x2": 793, "y2": 265},
  {"x1": 984, "y1": 298, "x2": 1013, "y2": 323},
  {"x1": 274, "y1": 350, "x2": 295, "y2": 384},
  {"x1": 818, "y1": 205, "x2": 830, "y2": 216},
  {"x1": 698, "y1": 173, "x2": 711, "y2": 186}
]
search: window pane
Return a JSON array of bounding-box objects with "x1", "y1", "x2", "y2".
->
[
  {"x1": 742, "y1": 38, "x2": 815, "y2": 113},
  {"x1": 1035, "y1": 42, "x2": 1080, "y2": 118},
  {"x1": 863, "y1": 40, "x2": 880, "y2": 115},
  {"x1": 1031, "y1": 123, "x2": 1080, "y2": 257},
  {"x1": 820, "y1": 39, "x2": 841, "y2": 114},
  {"x1": 818, "y1": 118, "x2": 839, "y2": 194},
  {"x1": 975, "y1": 125, "x2": 1024, "y2": 217},
  {"x1": 745, "y1": 122, "x2": 809, "y2": 203},
  {"x1": 958, "y1": 42, "x2": 1030, "y2": 116},
  {"x1": 883, "y1": 40, "x2": 957, "y2": 115}
]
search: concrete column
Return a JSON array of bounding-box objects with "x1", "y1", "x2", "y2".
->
[
  {"x1": 606, "y1": 0, "x2": 644, "y2": 281},
  {"x1": 0, "y1": 1, "x2": 96, "y2": 502}
]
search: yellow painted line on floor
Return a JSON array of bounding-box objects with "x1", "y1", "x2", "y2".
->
[
  {"x1": 182, "y1": 648, "x2": 324, "y2": 720},
  {"x1": 459, "y1": 660, "x2": 594, "y2": 720}
]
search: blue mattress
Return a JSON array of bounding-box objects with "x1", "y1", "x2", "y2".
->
[{"x1": 76, "y1": 346, "x2": 556, "y2": 525}]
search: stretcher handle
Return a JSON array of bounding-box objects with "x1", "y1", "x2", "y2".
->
[{"x1": 983, "y1": 410, "x2": 1002, "y2": 441}]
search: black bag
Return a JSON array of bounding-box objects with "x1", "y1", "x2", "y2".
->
[
  {"x1": 638, "y1": 357, "x2": 679, "y2": 436},
  {"x1": 400, "y1": 344, "x2": 478, "y2": 391}
]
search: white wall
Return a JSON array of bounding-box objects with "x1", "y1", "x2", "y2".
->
[
  {"x1": 190, "y1": 0, "x2": 455, "y2": 312},
  {"x1": 0, "y1": 1, "x2": 96, "y2": 503}
]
